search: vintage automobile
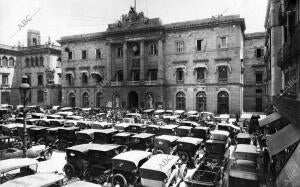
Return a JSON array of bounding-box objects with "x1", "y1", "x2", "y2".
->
[
  {"x1": 127, "y1": 123, "x2": 147, "y2": 133},
  {"x1": 159, "y1": 124, "x2": 178, "y2": 135},
  {"x1": 113, "y1": 132, "x2": 135, "y2": 148},
  {"x1": 179, "y1": 120, "x2": 201, "y2": 128},
  {"x1": 107, "y1": 150, "x2": 152, "y2": 187},
  {"x1": 229, "y1": 160, "x2": 258, "y2": 187},
  {"x1": 56, "y1": 126, "x2": 80, "y2": 150},
  {"x1": 64, "y1": 181, "x2": 102, "y2": 187},
  {"x1": 191, "y1": 126, "x2": 211, "y2": 141},
  {"x1": 130, "y1": 133, "x2": 155, "y2": 151},
  {"x1": 1, "y1": 123, "x2": 23, "y2": 136},
  {"x1": 46, "y1": 114, "x2": 63, "y2": 119},
  {"x1": 0, "y1": 135, "x2": 21, "y2": 150},
  {"x1": 26, "y1": 118, "x2": 40, "y2": 126},
  {"x1": 210, "y1": 130, "x2": 231, "y2": 146},
  {"x1": 75, "y1": 129, "x2": 103, "y2": 145},
  {"x1": 153, "y1": 135, "x2": 179, "y2": 154},
  {"x1": 45, "y1": 127, "x2": 59, "y2": 146},
  {"x1": 162, "y1": 115, "x2": 178, "y2": 124},
  {"x1": 91, "y1": 121, "x2": 114, "y2": 129},
  {"x1": 93, "y1": 128, "x2": 119, "y2": 144},
  {"x1": 64, "y1": 120, "x2": 80, "y2": 127},
  {"x1": 65, "y1": 115, "x2": 84, "y2": 121},
  {"x1": 145, "y1": 124, "x2": 160, "y2": 135},
  {"x1": 63, "y1": 143, "x2": 97, "y2": 179},
  {"x1": 76, "y1": 120, "x2": 93, "y2": 129},
  {"x1": 30, "y1": 112, "x2": 46, "y2": 119},
  {"x1": 176, "y1": 137, "x2": 203, "y2": 167},
  {"x1": 114, "y1": 123, "x2": 131, "y2": 131},
  {"x1": 0, "y1": 173, "x2": 65, "y2": 187},
  {"x1": 236, "y1": 133, "x2": 252, "y2": 145},
  {"x1": 176, "y1": 126, "x2": 193, "y2": 137},
  {"x1": 83, "y1": 144, "x2": 126, "y2": 184},
  {"x1": 125, "y1": 113, "x2": 142, "y2": 123},
  {"x1": 186, "y1": 114, "x2": 200, "y2": 122},
  {"x1": 28, "y1": 126, "x2": 49, "y2": 144},
  {"x1": 234, "y1": 144, "x2": 257, "y2": 162},
  {"x1": 0, "y1": 158, "x2": 38, "y2": 184},
  {"x1": 140, "y1": 154, "x2": 187, "y2": 187},
  {"x1": 217, "y1": 122, "x2": 240, "y2": 140}
]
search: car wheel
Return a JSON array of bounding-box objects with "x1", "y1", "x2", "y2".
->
[
  {"x1": 63, "y1": 164, "x2": 75, "y2": 179},
  {"x1": 112, "y1": 173, "x2": 128, "y2": 187},
  {"x1": 43, "y1": 150, "x2": 52, "y2": 160},
  {"x1": 156, "y1": 149, "x2": 164, "y2": 154},
  {"x1": 179, "y1": 151, "x2": 189, "y2": 164}
]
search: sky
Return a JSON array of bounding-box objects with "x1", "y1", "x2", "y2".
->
[{"x1": 0, "y1": 0, "x2": 268, "y2": 46}]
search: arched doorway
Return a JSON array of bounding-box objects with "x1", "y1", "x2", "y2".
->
[
  {"x1": 128, "y1": 91, "x2": 138, "y2": 109},
  {"x1": 217, "y1": 91, "x2": 229, "y2": 114},
  {"x1": 69, "y1": 93, "x2": 75, "y2": 107}
]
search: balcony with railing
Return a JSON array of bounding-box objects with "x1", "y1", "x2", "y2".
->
[{"x1": 111, "y1": 81, "x2": 123, "y2": 86}]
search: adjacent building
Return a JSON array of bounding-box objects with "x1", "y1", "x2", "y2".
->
[
  {"x1": 243, "y1": 32, "x2": 267, "y2": 112},
  {"x1": 0, "y1": 30, "x2": 62, "y2": 107},
  {"x1": 59, "y1": 7, "x2": 245, "y2": 114}
]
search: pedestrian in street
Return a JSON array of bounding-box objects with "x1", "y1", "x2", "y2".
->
[{"x1": 263, "y1": 147, "x2": 270, "y2": 173}]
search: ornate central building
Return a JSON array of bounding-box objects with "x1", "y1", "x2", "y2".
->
[{"x1": 59, "y1": 7, "x2": 245, "y2": 114}]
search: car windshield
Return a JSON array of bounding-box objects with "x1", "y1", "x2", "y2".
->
[{"x1": 205, "y1": 143, "x2": 225, "y2": 154}]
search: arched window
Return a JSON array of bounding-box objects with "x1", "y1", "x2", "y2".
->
[
  {"x1": 176, "y1": 92, "x2": 185, "y2": 110},
  {"x1": 217, "y1": 91, "x2": 229, "y2": 114},
  {"x1": 8, "y1": 57, "x2": 14, "y2": 66},
  {"x1": 31, "y1": 57, "x2": 35, "y2": 67},
  {"x1": 2, "y1": 56, "x2": 8, "y2": 66},
  {"x1": 82, "y1": 92, "x2": 89, "y2": 108},
  {"x1": 176, "y1": 68, "x2": 184, "y2": 82},
  {"x1": 115, "y1": 70, "x2": 123, "y2": 82},
  {"x1": 35, "y1": 56, "x2": 39, "y2": 66},
  {"x1": 96, "y1": 92, "x2": 103, "y2": 107},
  {"x1": 39, "y1": 56, "x2": 44, "y2": 66},
  {"x1": 69, "y1": 93, "x2": 75, "y2": 107},
  {"x1": 25, "y1": 58, "x2": 30, "y2": 67},
  {"x1": 66, "y1": 73, "x2": 74, "y2": 85},
  {"x1": 196, "y1": 92, "x2": 206, "y2": 112},
  {"x1": 82, "y1": 73, "x2": 88, "y2": 85}
]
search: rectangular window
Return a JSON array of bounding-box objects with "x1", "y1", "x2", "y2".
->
[
  {"x1": 68, "y1": 52, "x2": 72, "y2": 60},
  {"x1": 149, "y1": 43, "x2": 158, "y2": 55},
  {"x1": 219, "y1": 36, "x2": 227, "y2": 48},
  {"x1": 37, "y1": 74, "x2": 43, "y2": 86},
  {"x1": 2, "y1": 75, "x2": 8, "y2": 85},
  {"x1": 176, "y1": 41, "x2": 184, "y2": 53},
  {"x1": 176, "y1": 69, "x2": 184, "y2": 82},
  {"x1": 256, "y1": 48, "x2": 264, "y2": 58},
  {"x1": 116, "y1": 47, "x2": 123, "y2": 58},
  {"x1": 196, "y1": 40, "x2": 203, "y2": 51},
  {"x1": 82, "y1": 50, "x2": 87, "y2": 59},
  {"x1": 256, "y1": 71, "x2": 263, "y2": 84},
  {"x1": 96, "y1": 49, "x2": 101, "y2": 59},
  {"x1": 218, "y1": 66, "x2": 228, "y2": 81},
  {"x1": 148, "y1": 69, "x2": 158, "y2": 81},
  {"x1": 131, "y1": 70, "x2": 140, "y2": 81},
  {"x1": 196, "y1": 68, "x2": 205, "y2": 80}
]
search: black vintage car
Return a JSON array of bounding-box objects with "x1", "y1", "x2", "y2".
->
[
  {"x1": 93, "y1": 129, "x2": 118, "y2": 144},
  {"x1": 127, "y1": 123, "x2": 147, "y2": 134},
  {"x1": 63, "y1": 144, "x2": 96, "y2": 179},
  {"x1": 236, "y1": 133, "x2": 252, "y2": 145},
  {"x1": 145, "y1": 124, "x2": 160, "y2": 135},
  {"x1": 153, "y1": 135, "x2": 179, "y2": 154},
  {"x1": 176, "y1": 137, "x2": 203, "y2": 167},
  {"x1": 75, "y1": 129, "x2": 103, "y2": 145},
  {"x1": 45, "y1": 127, "x2": 59, "y2": 146},
  {"x1": 130, "y1": 133, "x2": 155, "y2": 151},
  {"x1": 191, "y1": 126, "x2": 211, "y2": 141},
  {"x1": 176, "y1": 126, "x2": 193, "y2": 137},
  {"x1": 83, "y1": 144, "x2": 125, "y2": 184},
  {"x1": 159, "y1": 124, "x2": 178, "y2": 135},
  {"x1": 107, "y1": 150, "x2": 152, "y2": 187},
  {"x1": 28, "y1": 126, "x2": 49, "y2": 144},
  {"x1": 56, "y1": 126, "x2": 80, "y2": 150},
  {"x1": 113, "y1": 132, "x2": 135, "y2": 148}
]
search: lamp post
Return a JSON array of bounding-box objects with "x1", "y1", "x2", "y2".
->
[{"x1": 19, "y1": 76, "x2": 31, "y2": 157}]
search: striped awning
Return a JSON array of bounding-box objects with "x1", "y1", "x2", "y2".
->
[
  {"x1": 91, "y1": 71, "x2": 103, "y2": 79},
  {"x1": 65, "y1": 71, "x2": 74, "y2": 79},
  {"x1": 259, "y1": 112, "x2": 282, "y2": 127},
  {"x1": 173, "y1": 65, "x2": 187, "y2": 74},
  {"x1": 267, "y1": 124, "x2": 300, "y2": 155},
  {"x1": 193, "y1": 63, "x2": 208, "y2": 71}
]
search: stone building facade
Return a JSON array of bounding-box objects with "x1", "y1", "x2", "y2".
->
[
  {"x1": 243, "y1": 32, "x2": 267, "y2": 112},
  {"x1": 0, "y1": 30, "x2": 62, "y2": 107},
  {"x1": 59, "y1": 8, "x2": 245, "y2": 114}
]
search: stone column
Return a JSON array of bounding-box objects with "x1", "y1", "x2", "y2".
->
[
  {"x1": 140, "y1": 41, "x2": 145, "y2": 81},
  {"x1": 123, "y1": 42, "x2": 128, "y2": 82},
  {"x1": 158, "y1": 39, "x2": 164, "y2": 84},
  {"x1": 106, "y1": 43, "x2": 112, "y2": 81}
]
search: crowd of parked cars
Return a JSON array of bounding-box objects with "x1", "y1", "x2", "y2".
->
[{"x1": 0, "y1": 105, "x2": 264, "y2": 187}]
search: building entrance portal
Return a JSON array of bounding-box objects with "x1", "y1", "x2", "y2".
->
[{"x1": 128, "y1": 91, "x2": 138, "y2": 109}]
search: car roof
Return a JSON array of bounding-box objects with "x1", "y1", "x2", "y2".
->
[
  {"x1": 64, "y1": 181, "x2": 101, "y2": 187},
  {"x1": 177, "y1": 137, "x2": 203, "y2": 145},
  {"x1": 114, "y1": 132, "x2": 133, "y2": 137},
  {"x1": 132, "y1": 133, "x2": 155, "y2": 139},
  {"x1": 163, "y1": 115, "x2": 177, "y2": 119},
  {"x1": 2, "y1": 123, "x2": 23, "y2": 128},
  {"x1": 0, "y1": 173, "x2": 64, "y2": 187},
  {"x1": 77, "y1": 129, "x2": 103, "y2": 135},
  {"x1": 140, "y1": 154, "x2": 179, "y2": 173},
  {"x1": 30, "y1": 126, "x2": 49, "y2": 130},
  {"x1": 112, "y1": 150, "x2": 152, "y2": 166},
  {"x1": 88, "y1": 144, "x2": 122, "y2": 152},
  {"x1": 66, "y1": 143, "x2": 101, "y2": 152},
  {"x1": 115, "y1": 123, "x2": 131, "y2": 127},
  {"x1": 126, "y1": 113, "x2": 141, "y2": 116},
  {"x1": 177, "y1": 126, "x2": 193, "y2": 129},
  {"x1": 129, "y1": 123, "x2": 145, "y2": 127},
  {"x1": 0, "y1": 158, "x2": 38, "y2": 173},
  {"x1": 206, "y1": 139, "x2": 227, "y2": 144},
  {"x1": 156, "y1": 135, "x2": 179, "y2": 142},
  {"x1": 59, "y1": 126, "x2": 79, "y2": 130},
  {"x1": 211, "y1": 130, "x2": 230, "y2": 137},
  {"x1": 193, "y1": 126, "x2": 210, "y2": 130},
  {"x1": 95, "y1": 128, "x2": 118, "y2": 134},
  {"x1": 148, "y1": 124, "x2": 160, "y2": 128},
  {"x1": 229, "y1": 161, "x2": 258, "y2": 180},
  {"x1": 160, "y1": 124, "x2": 178, "y2": 129},
  {"x1": 235, "y1": 144, "x2": 257, "y2": 154},
  {"x1": 154, "y1": 109, "x2": 165, "y2": 114},
  {"x1": 237, "y1": 133, "x2": 251, "y2": 139}
]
